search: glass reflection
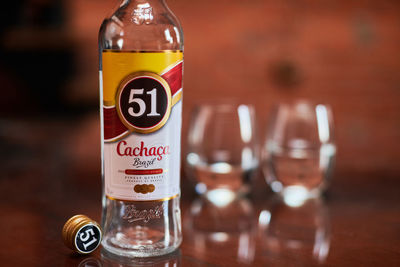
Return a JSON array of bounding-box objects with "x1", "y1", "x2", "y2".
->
[
  {"x1": 100, "y1": 248, "x2": 181, "y2": 266},
  {"x1": 78, "y1": 257, "x2": 102, "y2": 267},
  {"x1": 258, "y1": 196, "x2": 330, "y2": 264},
  {"x1": 184, "y1": 196, "x2": 256, "y2": 265}
]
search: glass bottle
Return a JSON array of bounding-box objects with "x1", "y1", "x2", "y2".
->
[{"x1": 98, "y1": 0, "x2": 183, "y2": 258}]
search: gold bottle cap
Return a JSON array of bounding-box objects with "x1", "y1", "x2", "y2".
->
[{"x1": 62, "y1": 215, "x2": 102, "y2": 254}]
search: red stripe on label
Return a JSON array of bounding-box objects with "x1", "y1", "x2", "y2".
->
[
  {"x1": 162, "y1": 62, "x2": 182, "y2": 96},
  {"x1": 125, "y1": 169, "x2": 163, "y2": 175},
  {"x1": 104, "y1": 107, "x2": 127, "y2": 140}
]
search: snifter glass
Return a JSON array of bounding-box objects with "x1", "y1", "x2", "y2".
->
[
  {"x1": 262, "y1": 100, "x2": 335, "y2": 201},
  {"x1": 185, "y1": 103, "x2": 259, "y2": 199}
]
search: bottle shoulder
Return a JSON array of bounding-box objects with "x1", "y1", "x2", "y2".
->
[{"x1": 99, "y1": 3, "x2": 183, "y2": 51}]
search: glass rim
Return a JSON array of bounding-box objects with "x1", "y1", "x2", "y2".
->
[
  {"x1": 271, "y1": 99, "x2": 332, "y2": 110},
  {"x1": 192, "y1": 102, "x2": 256, "y2": 112}
]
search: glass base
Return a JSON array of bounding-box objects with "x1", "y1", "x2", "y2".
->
[
  {"x1": 101, "y1": 246, "x2": 181, "y2": 265},
  {"x1": 102, "y1": 232, "x2": 182, "y2": 258},
  {"x1": 279, "y1": 185, "x2": 322, "y2": 207},
  {"x1": 101, "y1": 196, "x2": 182, "y2": 258}
]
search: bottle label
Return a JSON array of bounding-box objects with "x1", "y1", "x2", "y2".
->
[{"x1": 101, "y1": 50, "x2": 183, "y2": 201}]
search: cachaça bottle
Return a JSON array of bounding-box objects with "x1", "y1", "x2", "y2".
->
[{"x1": 98, "y1": 0, "x2": 183, "y2": 257}]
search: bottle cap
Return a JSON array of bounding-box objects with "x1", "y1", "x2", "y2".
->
[{"x1": 62, "y1": 215, "x2": 102, "y2": 254}]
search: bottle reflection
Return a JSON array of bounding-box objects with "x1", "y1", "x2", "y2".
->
[
  {"x1": 258, "y1": 196, "x2": 330, "y2": 264},
  {"x1": 184, "y1": 196, "x2": 256, "y2": 265},
  {"x1": 99, "y1": 248, "x2": 181, "y2": 266},
  {"x1": 78, "y1": 257, "x2": 102, "y2": 267}
]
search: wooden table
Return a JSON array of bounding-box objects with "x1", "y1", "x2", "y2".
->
[{"x1": 0, "y1": 117, "x2": 399, "y2": 266}]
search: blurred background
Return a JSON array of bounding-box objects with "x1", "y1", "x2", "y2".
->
[{"x1": 0, "y1": 0, "x2": 399, "y2": 190}]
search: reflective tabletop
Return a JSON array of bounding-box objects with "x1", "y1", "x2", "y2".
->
[{"x1": 0, "y1": 117, "x2": 399, "y2": 266}]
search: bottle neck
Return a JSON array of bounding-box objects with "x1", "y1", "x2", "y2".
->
[
  {"x1": 121, "y1": 0, "x2": 167, "y2": 9},
  {"x1": 120, "y1": 0, "x2": 169, "y2": 25},
  {"x1": 99, "y1": 0, "x2": 182, "y2": 51}
]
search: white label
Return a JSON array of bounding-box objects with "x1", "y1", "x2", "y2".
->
[{"x1": 104, "y1": 101, "x2": 181, "y2": 201}]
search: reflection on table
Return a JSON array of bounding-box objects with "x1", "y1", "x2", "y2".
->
[
  {"x1": 258, "y1": 196, "x2": 330, "y2": 264},
  {"x1": 183, "y1": 196, "x2": 257, "y2": 266},
  {"x1": 77, "y1": 249, "x2": 181, "y2": 267}
]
